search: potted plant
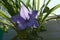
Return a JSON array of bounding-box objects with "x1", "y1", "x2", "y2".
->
[{"x1": 0, "y1": 0, "x2": 60, "y2": 40}]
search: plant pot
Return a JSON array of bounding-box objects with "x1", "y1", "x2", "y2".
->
[{"x1": 0, "y1": 28, "x2": 4, "y2": 40}]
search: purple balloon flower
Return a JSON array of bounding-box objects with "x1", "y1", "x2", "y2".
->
[{"x1": 11, "y1": 5, "x2": 39, "y2": 30}]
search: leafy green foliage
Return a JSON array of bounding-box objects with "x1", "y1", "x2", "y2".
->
[
  {"x1": 0, "y1": 9, "x2": 10, "y2": 19},
  {"x1": 25, "y1": 0, "x2": 30, "y2": 7},
  {"x1": 41, "y1": 4, "x2": 60, "y2": 24},
  {"x1": 37, "y1": 0, "x2": 40, "y2": 10},
  {"x1": 0, "y1": 0, "x2": 21, "y2": 16},
  {"x1": 1, "y1": 0, "x2": 17, "y2": 16}
]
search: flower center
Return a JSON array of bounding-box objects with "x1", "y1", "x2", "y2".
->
[{"x1": 25, "y1": 19, "x2": 29, "y2": 22}]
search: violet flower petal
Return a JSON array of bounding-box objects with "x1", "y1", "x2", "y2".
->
[
  {"x1": 11, "y1": 5, "x2": 39, "y2": 30},
  {"x1": 27, "y1": 18, "x2": 39, "y2": 28},
  {"x1": 17, "y1": 20, "x2": 27, "y2": 30},
  {"x1": 11, "y1": 15, "x2": 27, "y2": 30},
  {"x1": 27, "y1": 10, "x2": 39, "y2": 28},
  {"x1": 29, "y1": 10, "x2": 38, "y2": 18},
  {"x1": 20, "y1": 5, "x2": 30, "y2": 20},
  {"x1": 11, "y1": 15, "x2": 25, "y2": 23}
]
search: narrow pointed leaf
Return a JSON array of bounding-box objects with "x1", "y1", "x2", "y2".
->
[
  {"x1": 33, "y1": 0, "x2": 36, "y2": 10},
  {"x1": 0, "y1": 10, "x2": 10, "y2": 20},
  {"x1": 50, "y1": 4, "x2": 60, "y2": 13},
  {"x1": 46, "y1": 15, "x2": 60, "y2": 21},
  {"x1": 45, "y1": 0, "x2": 51, "y2": 6},
  {"x1": 41, "y1": 4, "x2": 60, "y2": 23},
  {"x1": 29, "y1": 4, "x2": 33, "y2": 10},
  {"x1": 0, "y1": 1, "x2": 7, "y2": 10},
  {"x1": 37, "y1": 0, "x2": 40, "y2": 10},
  {"x1": 1, "y1": 0, "x2": 17, "y2": 16},
  {"x1": 21, "y1": 0, "x2": 32, "y2": 10},
  {"x1": 39, "y1": 0, "x2": 46, "y2": 19},
  {"x1": 0, "y1": 20, "x2": 16, "y2": 30},
  {"x1": 43, "y1": 0, "x2": 51, "y2": 13},
  {"x1": 25, "y1": 0, "x2": 30, "y2": 7},
  {"x1": 43, "y1": 7, "x2": 50, "y2": 13},
  {"x1": 0, "y1": 10, "x2": 16, "y2": 27},
  {"x1": 0, "y1": 20, "x2": 12, "y2": 27},
  {"x1": 20, "y1": 0, "x2": 27, "y2": 8}
]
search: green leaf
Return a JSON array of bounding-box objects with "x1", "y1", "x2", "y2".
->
[
  {"x1": 45, "y1": 0, "x2": 51, "y2": 6},
  {"x1": 15, "y1": 0, "x2": 20, "y2": 8},
  {"x1": 41, "y1": 4, "x2": 60, "y2": 24},
  {"x1": 3, "y1": 25, "x2": 8, "y2": 32},
  {"x1": 1, "y1": 0, "x2": 17, "y2": 16},
  {"x1": 15, "y1": 0, "x2": 21, "y2": 13},
  {"x1": 50, "y1": 4, "x2": 60, "y2": 13},
  {"x1": 46, "y1": 15, "x2": 60, "y2": 21},
  {"x1": 20, "y1": 0, "x2": 33, "y2": 10},
  {"x1": 43, "y1": 7, "x2": 50, "y2": 13},
  {"x1": 0, "y1": 20, "x2": 12, "y2": 27},
  {"x1": 0, "y1": 1, "x2": 7, "y2": 10},
  {"x1": 0, "y1": 9, "x2": 10, "y2": 20},
  {"x1": 39, "y1": 0, "x2": 46, "y2": 20},
  {"x1": 33, "y1": 0, "x2": 36, "y2": 10},
  {"x1": 25, "y1": 0, "x2": 30, "y2": 7},
  {"x1": 37, "y1": 0, "x2": 40, "y2": 10},
  {"x1": 28, "y1": 4, "x2": 33, "y2": 10},
  {"x1": 0, "y1": 19, "x2": 16, "y2": 30},
  {"x1": 0, "y1": 10, "x2": 16, "y2": 28},
  {"x1": 42, "y1": 0, "x2": 51, "y2": 13},
  {"x1": 20, "y1": 0, "x2": 27, "y2": 8},
  {"x1": 21, "y1": 0, "x2": 32, "y2": 10},
  {"x1": 0, "y1": 26, "x2": 3, "y2": 29}
]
